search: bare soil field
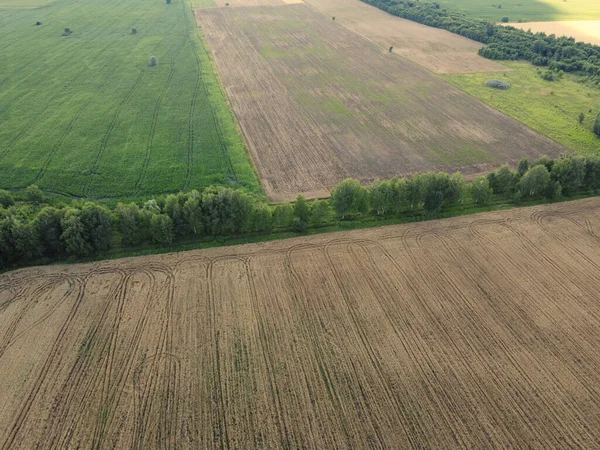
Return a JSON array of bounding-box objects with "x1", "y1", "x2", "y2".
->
[
  {"x1": 196, "y1": 4, "x2": 565, "y2": 200},
  {"x1": 507, "y1": 20, "x2": 600, "y2": 46},
  {"x1": 303, "y1": 0, "x2": 508, "y2": 74},
  {"x1": 2, "y1": 198, "x2": 600, "y2": 448}
]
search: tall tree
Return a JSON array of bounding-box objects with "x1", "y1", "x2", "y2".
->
[
  {"x1": 183, "y1": 190, "x2": 203, "y2": 235},
  {"x1": 294, "y1": 194, "x2": 310, "y2": 223},
  {"x1": 331, "y1": 179, "x2": 368, "y2": 219},
  {"x1": 150, "y1": 214, "x2": 174, "y2": 244},
  {"x1": 519, "y1": 165, "x2": 551, "y2": 197},
  {"x1": 470, "y1": 176, "x2": 493, "y2": 205}
]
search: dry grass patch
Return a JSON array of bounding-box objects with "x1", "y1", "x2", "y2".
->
[
  {"x1": 506, "y1": 20, "x2": 600, "y2": 46},
  {"x1": 2, "y1": 198, "x2": 600, "y2": 447},
  {"x1": 196, "y1": 4, "x2": 565, "y2": 200}
]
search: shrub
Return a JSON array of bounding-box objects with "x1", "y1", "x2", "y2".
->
[
  {"x1": 485, "y1": 79, "x2": 511, "y2": 90},
  {"x1": 35, "y1": 21, "x2": 41, "y2": 26},
  {"x1": 132, "y1": 28, "x2": 137, "y2": 34},
  {"x1": 62, "y1": 27, "x2": 72, "y2": 36},
  {"x1": 0, "y1": 190, "x2": 14, "y2": 208},
  {"x1": 291, "y1": 218, "x2": 307, "y2": 233},
  {"x1": 594, "y1": 113, "x2": 600, "y2": 137},
  {"x1": 149, "y1": 56, "x2": 158, "y2": 67}
]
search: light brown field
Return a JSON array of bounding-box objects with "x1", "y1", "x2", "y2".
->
[
  {"x1": 213, "y1": 0, "x2": 302, "y2": 8},
  {"x1": 303, "y1": 0, "x2": 507, "y2": 74},
  {"x1": 2, "y1": 198, "x2": 600, "y2": 448},
  {"x1": 196, "y1": 4, "x2": 566, "y2": 200},
  {"x1": 507, "y1": 20, "x2": 600, "y2": 46}
]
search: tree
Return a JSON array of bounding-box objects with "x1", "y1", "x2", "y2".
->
[
  {"x1": 150, "y1": 214, "x2": 174, "y2": 244},
  {"x1": 183, "y1": 190, "x2": 203, "y2": 235},
  {"x1": 116, "y1": 203, "x2": 146, "y2": 246},
  {"x1": 551, "y1": 157, "x2": 585, "y2": 196},
  {"x1": 584, "y1": 156, "x2": 600, "y2": 190},
  {"x1": 370, "y1": 179, "x2": 394, "y2": 216},
  {"x1": 35, "y1": 206, "x2": 64, "y2": 255},
  {"x1": 11, "y1": 219, "x2": 41, "y2": 261},
  {"x1": 594, "y1": 113, "x2": 600, "y2": 137},
  {"x1": 273, "y1": 203, "x2": 294, "y2": 229},
  {"x1": 254, "y1": 204, "x2": 273, "y2": 232},
  {"x1": 488, "y1": 165, "x2": 516, "y2": 195},
  {"x1": 579, "y1": 112, "x2": 585, "y2": 124},
  {"x1": 132, "y1": 28, "x2": 137, "y2": 34},
  {"x1": 517, "y1": 158, "x2": 529, "y2": 177},
  {"x1": 149, "y1": 56, "x2": 158, "y2": 67},
  {"x1": 61, "y1": 209, "x2": 91, "y2": 256},
  {"x1": 405, "y1": 175, "x2": 424, "y2": 210},
  {"x1": 80, "y1": 203, "x2": 113, "y2": 251},
  {"x1": 470, "y1": 176, "x2": 493, "y2": 205},
  {"x1": 291, "y1": 217, "x2": 307, "y2": 233},
  {"x1": 310, "y1": 200, "x2": 331, "y2": 225},
  {"x1": 164, "y1": 193, "x2": 190, "y2": 236},
  {"x1": 201, "y1": 186, "x2": 254, "y2": 235},
  {"x1": 26, "y1": 184, "x2": 44, "y2": 205},
  {"x1": 331, "y1": 179, "x2": 368, "y2": 219},
  {"x1": 293, "y1": 194, "x2": 310, "y2": 223},
  {"x1": 519, "y1": 165, "x2": 551, "y2": 197},
  {"x1": 0, "y1": 190, "x2": 14, "y2": 208}
]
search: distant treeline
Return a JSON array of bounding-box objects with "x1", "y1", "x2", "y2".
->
[
  {"x1": 2, "y1": 155, "x2": 600, "y2": 270},
  {"x1": 361, "y1": 0, "x2": 600, "y2": 78}
]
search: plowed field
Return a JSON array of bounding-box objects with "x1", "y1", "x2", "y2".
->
[
  {"x1": 195, "y1": 4, "x2": 566, "y2": 200},
  {"x1": 2, "y1": 198, "x2": 600, "y2": 448}
]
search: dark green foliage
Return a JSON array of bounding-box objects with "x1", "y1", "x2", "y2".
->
[
  {"x1": 80, "y1": 203, "x2": 113, "y2": 251},
  {"x1": 579, "y1": 112, "x2": 585, "y2": 124},
  {"x1": 254, "y1": 204, "x2": 273, "y2": 233},
  {"x1": 310, "y1": 200, "x2": 331, "y2": 225},
  {"x1": 201, "y1": 186, "x2": 254, "y2": 235},
  {"x1": 62, "y1": 27, "x2": 72, "y2": 36},
  {"x1": 361, "y1": 0, "x2": 600, "y2": 77},
  {"x1": 273, "y1": 203, "x2": 294, "y2": 229},
  {"x1": 470, "y1": 176, "x2": 493, "y2": 205},
  {"x1": 61, "y1": 209, "x2": 92, "y2": 256},
  {"x1": 551, "y1": 157, "x2": 585, "y2": 195},
  {"x1": 25, "y1": 184, "x2": 44, "y2": 205},
  {"x1": 519, "y1": 165, "x2": 551, "y2": 197},
  {"x1": 35, "y1": 207, "x2": 64, "y2": 255},
  {"x1": 485, "y1": 79, "x2": 510, "y2": 90},
  {"x1": 517, "y1": 158, "x2": 529, "y2": 177},
  {"x1": 149, "y1": 55, "x2": 158, "y2": 67},
  {"x1": 183, "y1": 190, "x2": 203, "y2": 235},
  {"x1": 488, "y1": 164, "x2": 517, "y2": 195},
  {"x1": 0, "y1": 190, "x2": 14, "y2": 208},
  {"x1": 3, "y1": 155, "x2": 600, "y2": 270},
  {"x1": 331, "y1": 178, "x2": 369, "y2": 219},
  {"x1": 116, "y1": 203, "x2": 147, "y2": 246},
  {"x1": 132, "y1": 28, "x2": 137, "y2": 34},
  {"x1": 500, "y1": 16, "x2": 508, "y2": 23},
  {"x1": 594, "y1": 113, "x2": 600, "y2": 137},
  {"x1": 150, "y1": 214, "x2": 174, "y2": 244},
  {"x1": 293, "y1": 194, "x2": 310, "y2": 223},
  {"x1": 291, "y1": 218, "x2": 307, "y2": 233}
]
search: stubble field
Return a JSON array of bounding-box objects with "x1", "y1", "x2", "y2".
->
[
  {"x1": 2, "y1": 198, "x2": 600, "y2": 448},
  {"x1": 507, "y1": 20, "x2": 600, "y2": 46},
  {"x1": 196, "y1": 4, "x2": 566, "y2": 200}
]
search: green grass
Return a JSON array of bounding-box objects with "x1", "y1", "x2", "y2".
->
[
  {"x1": 444, "y1": 62, "x2": 600, "y2": 158},
  {"x1": 431, "y1": 0, "x2": 600, "y2": 22},
  {"x1": 0, "y1": 0, "x2": 53, "y2": 7},
  {"x1": 0, "y1": 0, "x2": 261, "y2": 200}
]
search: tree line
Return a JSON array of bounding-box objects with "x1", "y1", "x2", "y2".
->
[
  {"x1": 361, "y1": 0, "x2": 600, "y2": 80},
  {"x1": 2, "y1": 155, "x2": 600, "y2": 269}
]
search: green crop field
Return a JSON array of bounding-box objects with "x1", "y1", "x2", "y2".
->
[
  {"x1": 444, "y1": 62, "x2": 600, "y2": 158},
  {"x1": 430, "y1": 0, "x2": 600, "y2": 22},
  {"x1": 0, "y1": 0, "x2": 261, "y2": 200}
]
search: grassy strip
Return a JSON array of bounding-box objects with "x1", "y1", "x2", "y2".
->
[{"x1": 444, "y1": 62, "x2": 600, "y2": 157}]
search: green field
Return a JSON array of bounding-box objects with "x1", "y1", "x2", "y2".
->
[
  {"x1": 432, "y1": 0, "x2": 600, "y2": 22},
  {"x1": 444, "y1": 62, "x2": 600, "y2": 158},
  {"x1": 0, "y1": 0, "x2": 261, "y2": 200}
]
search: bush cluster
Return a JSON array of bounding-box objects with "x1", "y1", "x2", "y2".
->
[
  {"x1": 361, "y1": 0, "x2": 600, "y2": 79},
  {"x1": 2, "y1": 155, "x2": 600, "y2": 270},
  {"x1": 485, "y1": 79, "x2": 511, "y2": 89}
]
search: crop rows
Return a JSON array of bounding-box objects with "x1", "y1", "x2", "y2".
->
[
  {"x1": 1, "y1": 198, "x2": 600, "y2": 448},
  {"x1": 0, "y1": 0, "x2": 260, "y2": 199}
]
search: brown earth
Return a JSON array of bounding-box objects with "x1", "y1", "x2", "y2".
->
[
  {"x1": 196, "y1": 4, "x2": 566, "y2": 201},
  {"x1": 506, "y1": 20, "x2": 600, "y2": 46},
  {"x1": 303, "y1": 0, "x2": 508, "y2": 74},
  {"x1": 2, "y1": 198, "x2": 600, "y2": 448},
  {"x1": 213, "y1": 0, "x2": 302, "y2": 8}
]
